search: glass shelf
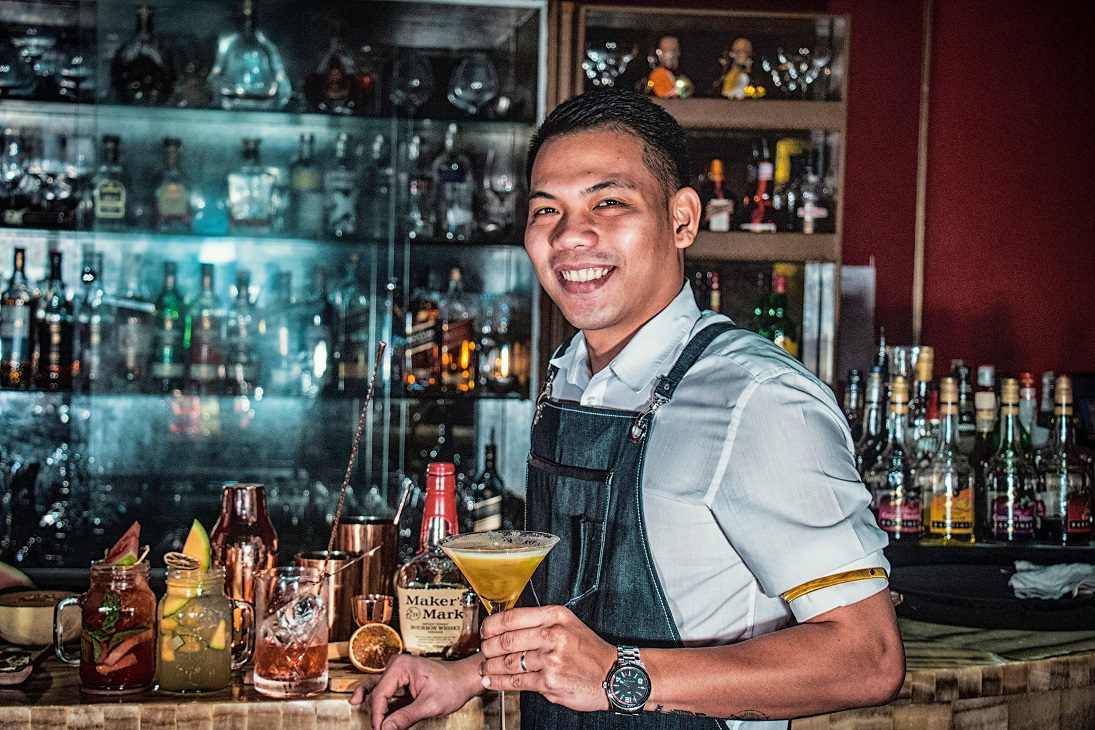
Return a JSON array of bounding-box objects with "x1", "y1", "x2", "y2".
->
[{"x1": 0, "y1": 99, "x2": 538, "y2": 131}]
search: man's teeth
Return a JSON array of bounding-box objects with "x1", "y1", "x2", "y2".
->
[{"x1": 560, "y1": 267, "x2": 611, "y2": 283}]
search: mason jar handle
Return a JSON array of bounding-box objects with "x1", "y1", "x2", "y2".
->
[
  {"x1": 54, "y1": 596, "x2": 81, "y2": 666},
  {"x1": 231, "y1": 599, "x2": 255, "y2": 670}
]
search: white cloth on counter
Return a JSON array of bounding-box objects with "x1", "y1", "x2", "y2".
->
[{"x1": 1008, "y1": 560, "x2": 1095, "y2": 599}]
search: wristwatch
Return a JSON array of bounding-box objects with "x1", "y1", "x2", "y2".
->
[{"x1": 603, "y1": 645, "x2": 652, "y2": 714}]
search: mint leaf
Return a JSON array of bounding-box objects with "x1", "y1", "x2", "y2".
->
[{"x1": 101, "y1": 591, "x2": 122, "y2": 633}]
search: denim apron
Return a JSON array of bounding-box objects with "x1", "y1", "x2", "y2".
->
[{"x1": 520, "y1": 321, "x2": 736, "y2": 730}]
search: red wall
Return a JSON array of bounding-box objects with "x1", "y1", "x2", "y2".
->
[{"x1": 920, "y1": 0, "x2": 1095, "y2": 376}]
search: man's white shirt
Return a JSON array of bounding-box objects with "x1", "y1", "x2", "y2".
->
[{"x1": 547, "y1": 283, "x2": 889, "y2": 729}]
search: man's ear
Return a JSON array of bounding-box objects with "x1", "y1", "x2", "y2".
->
[{"x1": 670, "y1": 187, "x2": 702, "y2": 251}]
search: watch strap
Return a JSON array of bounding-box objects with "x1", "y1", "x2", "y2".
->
[{"x1": 617, "y1": 645, "x2": 643, "y2": 666}]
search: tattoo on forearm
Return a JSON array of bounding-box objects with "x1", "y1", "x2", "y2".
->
[{"x1": 651, "y1": 706, "x2": 770, "y2": 721}]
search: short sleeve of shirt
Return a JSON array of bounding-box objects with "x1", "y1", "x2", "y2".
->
[{"x1": 705, "y1": 368, "x2": 889, "y2": 622}]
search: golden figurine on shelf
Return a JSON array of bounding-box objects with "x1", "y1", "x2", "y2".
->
[
  {"x1": 715, "y1": 37, "x2": 766, "y2": 100},
  {"x1": 640, "y1": 35, "x2": 693, "y2": 98}
]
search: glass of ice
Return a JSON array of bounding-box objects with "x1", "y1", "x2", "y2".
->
[{"x1": 253, "y1": 566, "x2": 329, "y2": 697}]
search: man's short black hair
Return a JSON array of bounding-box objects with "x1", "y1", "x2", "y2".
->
[{"x1": 526, "y1": 89, "x2": 691, "y2": 203}]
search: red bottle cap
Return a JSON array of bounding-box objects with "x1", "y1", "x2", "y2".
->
[
  {"x1": 1019, "y1": 371, "x2": 1035, "y2": 389},
  {"x1": 427, "y1": 462, "x2": 455, "y2": 477}
]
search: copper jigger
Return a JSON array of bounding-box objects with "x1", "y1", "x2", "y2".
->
[
  {"x1": 295, "y1": 550, "x2": 362, "y2": 643},
  {"x1": 353, "y1": 594, "x2": 394, "y2": 626},
  {"x1": 336, "y1": 516, "x2": 398, "y2": 597}
]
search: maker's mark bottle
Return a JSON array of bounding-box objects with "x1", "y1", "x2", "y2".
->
[{"x1": 394, "y1": 462, "x2": 469, "y2": 656}]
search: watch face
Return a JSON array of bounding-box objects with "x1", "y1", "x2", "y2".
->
[{"x1": 608, "y1": 666, "x2": 651, "y2": 710}]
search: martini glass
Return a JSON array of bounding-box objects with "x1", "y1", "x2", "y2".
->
[{"x1": 440, "y1": 530, "x2": 559, "y2": 730}]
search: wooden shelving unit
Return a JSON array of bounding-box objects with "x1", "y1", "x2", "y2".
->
[{"x1": 687, "y1": 232, "x2": 839, "y2": 263}]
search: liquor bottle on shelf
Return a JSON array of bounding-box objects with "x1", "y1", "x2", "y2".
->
[
  {"x1": 701, "y1": 271, "x2": 719, "y2": 313},
  {"x1": 756, "y1": 272, "x2": 798, "y2": 359},
  {"x1": 907, "y1": 346, "x2": 936, "y2": 460},
  {"x1": 439, "y1": 267, "x2": 477, "y2": 393},
  {"x1": 92, "y1": 135, "x2": 128, "y2": 230},
  {"x1": 404, "y1": 272, "x2": 440, "y2": 394},
  {"x1": 394, "y1": 462, "x2": 470, "y2": 657},
  {"x1": 227, "y1": 138, "x2": 276, "y2": 234},
  {"x1": 34, "y1": 250, "x2": 74, "y2": 392},
  {"x1": 469, "y1": 433, "x2": 504, "y2": 532},
  {"x1": 300, "y1": 266, "x2": 334, "y2": 397},
  {"x1": 114, "y1": 260, "x2": 154, "y2": 388},
  {"x1": 970, "y1": 391, "x2": 997, "y2": 494},
  {"x1": 1035, "y1": 371, "x2": 1056, "y2": 448},
  {"x1": 400, "y1": 135, "x2": 432, "y2": 241},
  {"x1": 479, "y1": 296, "x2": 517, "y2": 395},
  {"x1": 110, "y1": 5, "x2": 176, "y2": 105},
  {"x1": 153, "y1": 137, "x2": 192, "y2": 233},
  {"x1": 738, "y1": 139, "x2": 777, "y2": 233},
  {"x1": 324, "y1": 133, "x2": 359, "y2": 240},
  {"x1": 874, "y1": 327, "x2": 889, "y2": 379},
  {"x1": 150, "y1": 262, "x2": 186, "y2": 393},
  {"x1": 843, "y1": 369, "x2": 864, "y2": 442},
  {"x1": 951, "y1": 360, "x2": 976, "y2": 454},
  {"x1": 976, "y1": 364, "x2": 996, "y2": 395},
  {"x1": 188, "y1": 263, "x2": 226, "y2": 394},
  {"x1": 364, "y1": 133, "x2": 393, "y2": 240},
  {"x1": 74, "y1": 249, "x2": 107, "y2": 393},
  {"x1": 701, "y1": 159, "x2": 732, "y2": 232},
  {"x1": 865, "y1": 376, "x2": 920, "y2": 541},
  {"x1": 920, "y1": 377, "x2": 975, "y2": 544},
  {"x1": 261, "y1": 271, "x2": 297, "y2": 395},
  {"x1": 0, "y1": 247, "x2": 33, "y2": 389},
  {"x1": 432, "y1": 124, "x2": 473, "y2": 242},
  {"x1": 772, "y1": 137, "x2": 809, "y2": 230},
  {"x1": 982, "y1": 378, "x2": 1039, "y2": 543},
  {"x1": 1018, "y1": 371, "x2": 1037, "y2": 452},
  {"x1": 788, "y1": 148, "x2": 834, "y2": 234},
  {"x1": 1, "y1": 129, "x2": 29, "y2": 225},
  {"x1": 332, "y1": 254, "x2": 370, "y2": 395},
  {"x1": 208, "y1": 0, "x2": 292, "y2": 111},
  {"x1": 225, "y1": 270, "x2": 260, "y2": 396},
  {"x1": 855, "y1": 368, "x2": 886, "y2": 477},
  {"x1": 289, "y1": 134, "x2": 323, "y2": 238},
  {"x1": 1036, "y1": 375, "x2": 1093, "y2": 545},
  {"x1": 303, "y1": 24, "x2": 365, "y2": 114}
]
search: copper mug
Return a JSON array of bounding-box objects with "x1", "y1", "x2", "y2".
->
[
  {"x1": 336, "y1": 516, "x2": 397, "y2": 597},
  {"x1": 295, "y1": 551, "x2": 362, "y2": 643}
]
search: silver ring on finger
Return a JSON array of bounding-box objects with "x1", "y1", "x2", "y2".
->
[{"x1": 519, "y1": 652, "x2": 528, "y2": 672}]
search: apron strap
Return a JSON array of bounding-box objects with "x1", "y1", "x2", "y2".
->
[{"x1": 652, "y1": 320, "x2": 739, "y2": 401}]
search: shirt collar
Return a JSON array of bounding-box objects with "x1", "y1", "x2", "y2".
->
[{"x1": 548, "y1": 281, "x2": 702, "y2": 394}]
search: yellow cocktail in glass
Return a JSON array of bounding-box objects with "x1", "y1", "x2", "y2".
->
[{"x1": 440, "y1": 530, "x2": 559, "y2": 730}]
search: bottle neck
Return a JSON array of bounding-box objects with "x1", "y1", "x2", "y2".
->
[
  {"x1": 887, "y1": 405, "x2": 908, "y2": 447},
  {"x1": 997, "y1": 404, "x2": 1023, "y2": 450},
  {"x1": 1053, "y1": 405, "x2": 1076, "y2": 450},
  {"x1": 937, "y1": 408, "x2": 960, "y2": 451},
  {"x1": 420, "y1": 468, "x2": 458, "y2": 551}
]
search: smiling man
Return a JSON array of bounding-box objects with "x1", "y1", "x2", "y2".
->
[{"x1": 353, "y1": 89, "x2": 905, "y2": 730}]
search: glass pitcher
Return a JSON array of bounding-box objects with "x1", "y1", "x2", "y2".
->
[
  {"x1": 54, "y1": 561, "x2": 156, "y2": 694},
  {"x1": 157, "y1": 566, "x2": 254, "y2": 692}
]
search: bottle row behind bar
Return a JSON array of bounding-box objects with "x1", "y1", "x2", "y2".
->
[
  {"x1": 0, "y1": 244, "x2": 530, "y2": 397},
  {"x1": 845, "y1": 341, "x2": 1093, "y2": 547},
  {"x1": 0, "y1": 125, "x2": 518, "y2": 244}
]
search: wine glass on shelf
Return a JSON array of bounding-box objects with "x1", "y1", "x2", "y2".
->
[
  {"x1": 440, "y1": 530, "x2": 559, "y2": 730},
  {"x1": 447, "y1": 53, "x2": 498, "y2": 115},
  {"x1": 389, "y1": 52, "x2": 435, "y2": 115},
  {"x1": 480, "y1": 148, "x2": 517, "y2": 240}
]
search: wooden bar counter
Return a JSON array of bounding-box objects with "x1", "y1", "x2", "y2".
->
[{"x1": 4, "y1": 620, "x2": 1095, "y2": 729}]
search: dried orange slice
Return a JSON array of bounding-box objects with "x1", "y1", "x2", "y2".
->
[{"x1": 349, "y1": 623, "x2": 403, "y2": 673}]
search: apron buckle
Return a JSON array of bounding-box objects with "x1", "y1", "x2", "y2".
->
[{"x1": 629, "y1": 394, "x2": 669, "y2": 443}]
